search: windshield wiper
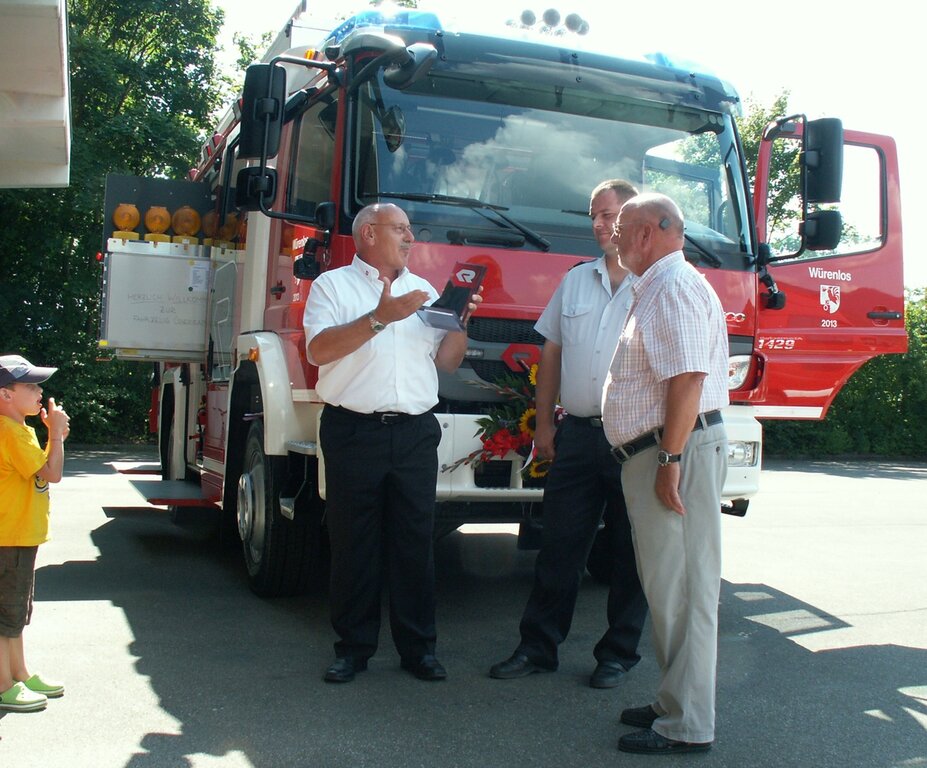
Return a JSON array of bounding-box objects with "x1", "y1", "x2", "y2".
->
[
  {"x1": 376, "y1": 192, "x2": 551, "y2": 252},
  {"x1": 683, "y1": 232, "x2": 722, "y2": 269}
]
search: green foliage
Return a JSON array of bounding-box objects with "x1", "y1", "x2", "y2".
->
[
  {"x1": 0, "y1": 0, "x2": 226, "y2": 443},
  {"x1": 738, "y1": 92, "x2": 803, "y2": 252}
]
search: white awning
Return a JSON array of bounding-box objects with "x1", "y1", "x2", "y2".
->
[{"x1": 0, "y1": 0, "x2": 71, "y2": 188}]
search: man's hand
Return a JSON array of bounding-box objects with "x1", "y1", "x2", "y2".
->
[
  {"x1": 655, "y1": 463, "x2": 685, "y2": 515},
  {"x1": 533, "y1": 421, "x2": 556, "y2": 461},
  {"x1": 374, "y1": 276, "x2": 430, "y2": 324},
  {"x1": 460, "y1": 286, "x2": 483, "y2": 325}
]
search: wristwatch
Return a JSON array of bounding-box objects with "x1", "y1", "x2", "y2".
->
[
  {"x1": 367, "y1": 311, "x2": 386, "y2": 333},
  {"x1": 657, "y1": 449, "x2": 682, "y2": 466}
]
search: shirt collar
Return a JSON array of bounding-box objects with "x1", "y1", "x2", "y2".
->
[
  {"x1": 594, "y1": 255, "x2": 636, "y2": 295},
  {"x1": 631, "y1": 250, "x2": 684, "y2": 298},
  {"x1": 351, "y1": 254, "x2": 409, "y2": 284}
]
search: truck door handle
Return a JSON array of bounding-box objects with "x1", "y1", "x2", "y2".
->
[{"x1": 867, "y1": 311, "x2": 902, "y2": 320}]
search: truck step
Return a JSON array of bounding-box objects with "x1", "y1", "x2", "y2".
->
[
  {"x1": 109, "y1": 461, "x2": 161, "y2": 475},
  {"x1": 128, "y1": 479, "x2": 219, "y2": 508},
  {"x1": 285, "y1": 440, "x2": 317, "y2": 455}
]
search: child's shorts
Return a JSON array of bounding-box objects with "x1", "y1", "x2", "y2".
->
[{"x1": 0, "y1": 546, "x2": 38, "y2": 637}]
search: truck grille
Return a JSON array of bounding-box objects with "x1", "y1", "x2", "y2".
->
[
  {"x1": 465, "y1": 318, "x2": 543, "y2": 383},
  {"x1": 470, "y1": 360, "x2": 518, "y2": 382},
  {"x1": 467, "y1": 318, "x2": 544, "y2": 345}
]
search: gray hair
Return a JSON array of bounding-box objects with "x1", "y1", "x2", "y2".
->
[{"x1": 352, "y1": 203, "x2": 404, "y2": 240}]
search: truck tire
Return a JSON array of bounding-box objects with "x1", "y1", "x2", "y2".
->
[{"x1": 237, "y1": 421, "x2": 313, "y2": 597}]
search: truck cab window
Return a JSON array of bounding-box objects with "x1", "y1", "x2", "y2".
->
[
  {"x1": 349, "y1": 71, "x2": 753, "y2": 263},
  {"x1": 288, "y1": 97, "x2": 338, "y2": 219},
  {"x1": 764, "y1": 138, "x2": 885, "y2": 262}
]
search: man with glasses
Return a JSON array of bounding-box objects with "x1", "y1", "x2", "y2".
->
[
  {"x1": 304, "y1": 203, "x2": 478, "y2": 684},
  {"x1": 604, "y1": 193, "x2": 728, "y2": 755}
]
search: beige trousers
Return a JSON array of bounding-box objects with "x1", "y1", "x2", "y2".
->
[{"x1": 620, "y1": 423, "x2": 727, "y2": 743}]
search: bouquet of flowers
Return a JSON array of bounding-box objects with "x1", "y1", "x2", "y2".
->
[{"x1": 444, "y1": 363, "x2": 555, "y2": 480}]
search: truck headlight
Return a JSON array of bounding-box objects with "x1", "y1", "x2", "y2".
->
[
  {"x1": 727, "y1": 440, "x2": 759, "y2": 467},
  {"x1": 728, "y1": 355, "x2": 751, "y2": 390}
]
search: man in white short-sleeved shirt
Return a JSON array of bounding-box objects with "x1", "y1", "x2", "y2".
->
[{"x1": 304, "y1": 203, "x2": 477, "y2": 684}]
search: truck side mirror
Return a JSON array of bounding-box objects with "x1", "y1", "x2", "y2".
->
[
  {"x1": 803, "y1": 209, "x2": 843, "y2": 251},
  {"x1": 804, "y1": 118, "x2": 843, "y2": 204},
  {"x1": 383, "y1": 43, "x2": 438, "y2": 90},
  {"x1": 315, "y1": 201, "x2": 336, "y2": 230},
  {"x1": 293, "y1": 202, "x2": 336, "y2": 280},
  {"x1": 238, "y1": 64, "x2": 287, "y2": 160},
  {"x1": 235, "y1": 167, "x2": 278, "y2": 211}
]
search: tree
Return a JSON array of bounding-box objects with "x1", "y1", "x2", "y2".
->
[{"x1": 0, "y1": 0, "x2": 227, "y2": 443}]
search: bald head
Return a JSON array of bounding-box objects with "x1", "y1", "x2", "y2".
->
[
  {"x1": 611, "y1": 193, "x2": 686, "y2": 275},
  {"x1": 353, "y1": 203, "x2": 405, "y2": 241},
  {"x1": 621, "y1": 193, "x2": 684, "y2": 237},
  {"x1": 351, "y1": 202, "x2": 415, "y2": 279}
]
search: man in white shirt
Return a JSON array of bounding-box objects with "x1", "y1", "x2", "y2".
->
[
  {"x1": 490, "y1": 180, "x2": 647, "y2": 688},
  {"x1": 304, "y1": 203, "x2": 476, "y2": 683},
  {"x1": 604, "y1": 193, "x2": 728, "y2": 755}
]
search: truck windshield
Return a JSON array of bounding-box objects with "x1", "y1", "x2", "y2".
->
[{"x1": 349, "y1": 68, "x2": 753, "y2": 266}]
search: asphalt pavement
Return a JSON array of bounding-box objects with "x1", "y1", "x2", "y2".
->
[{"x1": 0, "y1": 447, "x2": 925, "y2": 767}]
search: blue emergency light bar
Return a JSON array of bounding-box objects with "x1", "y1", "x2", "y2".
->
[{"x1": 323, "y1": 9, "x2": 443, "y2": 50}]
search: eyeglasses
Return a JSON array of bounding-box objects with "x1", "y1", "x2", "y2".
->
[
  {"x1": 611, "y1": 218, "x2": 647, "y2": 235},
  {"x1": 370, "y1": 223, "x2": 414, "y2": 235}
]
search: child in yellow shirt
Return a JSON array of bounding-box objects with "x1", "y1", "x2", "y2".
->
[{"x1": 0, "y1": 354, "x2": 70, "y2": 712}]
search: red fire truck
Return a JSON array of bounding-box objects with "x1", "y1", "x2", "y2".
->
[{"x1": 98, "y1": 7, "x2": 907, "y2": 596}]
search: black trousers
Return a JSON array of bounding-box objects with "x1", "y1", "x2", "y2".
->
[
  {"x1": 517, "y1": 415, "x2": 648, "y2": 669},
  {"x1": 320, "y1": 406, "x2": 441, "y2": 661}
]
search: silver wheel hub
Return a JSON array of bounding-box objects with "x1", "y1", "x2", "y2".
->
[
  {"x1": 237, "y1": 461, "x2": 266, "y2": 563},
  {"x1": 237, "y1": 471, "x2": 254, "y2": 542}
]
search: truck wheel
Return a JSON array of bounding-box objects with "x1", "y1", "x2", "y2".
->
[{"x1": 237, "y1": 421, "x2": 313, "y2": 597}]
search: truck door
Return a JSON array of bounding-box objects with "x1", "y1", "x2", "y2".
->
[{"x1": 752, "y1": 130, "x2": 907, "y2": 418}]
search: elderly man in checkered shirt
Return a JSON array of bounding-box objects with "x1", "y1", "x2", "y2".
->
[{"x1": 604, "y1": 193, "x2": 729, "y2": 756}]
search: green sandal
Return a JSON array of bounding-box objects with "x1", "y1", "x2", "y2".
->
[
  {"x1": 22, "y1": 673, "x2": 65, "y2": 698},
  {"x1": 0, "y1": 681, "x2": 48, "y2": 712}
]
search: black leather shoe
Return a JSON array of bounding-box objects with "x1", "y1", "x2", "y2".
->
[
  {"x1": 400, "y1": 655, "x2": 447, "y2": 681},
  {"x1": 620, "y1": 704, "x2": 659, "y2": 728},
  {"x1": 489, "y1": 653, "x2": 553, "y2": 679},
  {"x1": 618, "y1": 728, "x2": 712, "y2": 755},
  {"x1": 589, "y1": 660, "x2": 627, "y2": 689},
  {"x1": 324, "y1": 656, "x2": 367, "y2": 683}
]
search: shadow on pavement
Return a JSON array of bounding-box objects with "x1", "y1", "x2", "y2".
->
[
  {"x1": 762, "y1": 458, "x2": 927, "y2": 482},
  {"x1": 24, "y1": 452, "x2": 927, "y2": 767}
]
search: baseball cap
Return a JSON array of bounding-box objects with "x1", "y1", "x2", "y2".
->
[{"x1": 0, "y1": 355, "x2": 58, "y2": 388}]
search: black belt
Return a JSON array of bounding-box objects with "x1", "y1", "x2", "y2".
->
[
  {"x1": 565, "y1": 414, "x2": 603, "y2": 428},
  {"x1": 327, "y1": 405, "x2": 419, "y2": 424},
  {"x1": 610, "y1": 410, "x2": 723, "y2": 464}
]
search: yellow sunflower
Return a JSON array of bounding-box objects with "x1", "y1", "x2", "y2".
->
[
  {"x1": 528, "y1": 459, "x2": 551, "y2": 478},
  {"x1": 528, "y1": 363, "x2": 539, "y2": 386},
  {"x1": 519, "y1": 407, "x2": 537, "y2": 436}
]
